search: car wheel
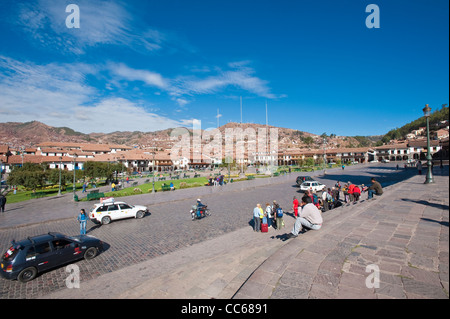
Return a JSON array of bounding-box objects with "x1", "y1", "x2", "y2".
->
[
  {"x1": 101, "y1": 216, "x2": 111, "y2": 225},
  {"x1": 84, "y1": 247, "x2": 98, "y2": 260},
  {"x1": 18, "y1": 267, "x2": 37, "y2": 283},
  {"x1": 136, "y1": 210, "x2": 145, "y2": 219}
]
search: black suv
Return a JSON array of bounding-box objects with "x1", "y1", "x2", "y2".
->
[
  {"x1": 1, "y1": 232, "x2": 103, "y2": 283},
  {"x1": 296, "y1": 176, "x2": 314, "y2": 186}
]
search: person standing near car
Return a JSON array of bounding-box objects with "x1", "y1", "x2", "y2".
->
[{"x1": 77, "y1": 209, "x2": 88, "y2": 235}]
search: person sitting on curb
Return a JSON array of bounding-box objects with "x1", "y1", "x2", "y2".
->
[
  {"x1": 368, "y1": 177, "x2": 383, "y2": 199},
  {"x1": 286, "y1": 195, "x2": 323, "y2": 238}
]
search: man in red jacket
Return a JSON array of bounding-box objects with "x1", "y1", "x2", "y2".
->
[{"x1": 348, "y1": 181, "x2": 355, "y2": 202}]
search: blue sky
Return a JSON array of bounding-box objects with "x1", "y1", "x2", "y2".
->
[{"x1": 0, "y1": 0, "x2": 448, "y2": 136}]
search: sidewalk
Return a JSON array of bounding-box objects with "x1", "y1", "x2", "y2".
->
[
  {"x1": 43, "y1": 167, "x2": 448, "y2": 299},
  {"x1": 234, "y1": 168, "x2": 449, "y2": 299}
]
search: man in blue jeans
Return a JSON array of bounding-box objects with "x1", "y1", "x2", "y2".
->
[
  {"x1": 287, "y1": 195, "x2": 323, "y2": 238},
  {"x1": 368, "y1": 178, "x2": 383, "y2": 199}
]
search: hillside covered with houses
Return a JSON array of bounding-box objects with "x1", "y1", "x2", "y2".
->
[{"x1": 1, "y1": 119, "x2": 448, "y2": 177}]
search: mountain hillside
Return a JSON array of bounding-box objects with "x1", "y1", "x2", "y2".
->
[{"x1": 0, "y1": 120, "x2": 376, "y2": 150}]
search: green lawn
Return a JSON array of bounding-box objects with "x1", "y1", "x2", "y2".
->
[
  {"x1": 100, "y1": 177, "x2": 209, "y2": 199},
  {"x1": 5, "y1": 182, "x2": 89, "y2": 204}
]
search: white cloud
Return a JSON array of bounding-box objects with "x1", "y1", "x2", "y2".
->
[
  {"x1": 73, "y1": 98, "x2": 185, "y2": 133},
  {"x1": 0, "y1": 56, "x2": 189, "y2": 133},
  {"x1": 110, "y1": 63, "x2": 168, "y2": 89},
  {"x1": 109, "y1": 61, "x2": 282, "y2": 101},
  {"x1": 14, "y1": 0, "x2": 167, "y2": 55},
  {"x1": 171, "y1": 61, "x2": 280, "y2": 99}
]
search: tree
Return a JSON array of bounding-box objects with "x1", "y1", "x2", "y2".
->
[
  {"x1": 7, "y1": 163, "x2": 47, "y2": 191},
  {"x1": 84, "y1": 161, "x2": 125, "y2": 182},
  {"x1": 47, "y1": 169, "x2": 72, "y2": 187},
  {"x1": 305, "y1": 157, "x2": 314, "y2": 167}
]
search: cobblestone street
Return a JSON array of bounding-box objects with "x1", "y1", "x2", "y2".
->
[{"x1": 1, "y1": 164, "x2": 443, "y2": 299}]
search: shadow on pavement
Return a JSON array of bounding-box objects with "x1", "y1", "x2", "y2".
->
[{"x1": 401, "y1": 198, "x2": 450, "y2": 211}]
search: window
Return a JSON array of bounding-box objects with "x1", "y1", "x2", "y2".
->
[
  {"x1": 96, "y1": 205, "x2": 108, "y2": 213},
  {"x1": 34, "y1": 243, "x2": 51, "y2": 255},
  {"x1": 26, "y1": 247, "x2": 36, "y2": 260},
  {"x1": 119, "y1": 204, "x2": 132, "y2": 210},
  {"x1": 108, "y1": 205, "x2": 119, "y2": 211},
  {"x1": 52, "y1": 239, "x2": 72, "y2": 250},
  {"x1": 3, "y1": 246, "x2": 20, "y2": 262}
]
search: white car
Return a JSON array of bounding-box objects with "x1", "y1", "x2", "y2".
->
[
  {"x1": 300, "y1": 181, "x2": 326, "y2": 193},
  {"x1": 89, "y1": 199, "x2": 148, "y2": 225}
]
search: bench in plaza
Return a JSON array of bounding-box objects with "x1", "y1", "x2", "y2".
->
[
  {"x1": 161, "y1": 185, "x2": 171, "y2": 192},
  {"x1": 87, "y1": 192, "x2": 105, "y2": 201}
]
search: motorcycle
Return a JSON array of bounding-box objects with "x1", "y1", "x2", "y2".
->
[{"x1": 190, "y1": 205, "x2": 211, "y2": 220}]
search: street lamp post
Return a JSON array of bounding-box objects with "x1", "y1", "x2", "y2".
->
[
  {"x1": 73, "y1": 153, "x2": 77, "y2": 200},
  {"x1": 152, "y1": 153, "x2": 156, "y2": 194},
  {"x1": 58, "y1": 157, "x2": 62, "y2": 196},
  {"x1": 423, "y1": 104, "x2": 434, "y2": 184}
]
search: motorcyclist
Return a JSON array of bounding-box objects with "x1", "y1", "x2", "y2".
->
[{"x1": 196, "y1": 198, "x2": 206, "y2": 218}]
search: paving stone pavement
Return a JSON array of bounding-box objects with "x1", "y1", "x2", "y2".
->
[
  {"x1": 0, "y1": 173, "x2": 300, "y2": 299},
  {"x1": 234, "y1": 167, "x2": 449, "y2": 299},
  {"x1": 1, "y1": 164, "x2": 447, "y2": 299}
]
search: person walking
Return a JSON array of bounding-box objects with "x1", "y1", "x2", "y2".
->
[
  {"x1": 0, "y1": 194, "x2": 6, "y2": 213},
  {"x1": 417, "y1": 161, "x2": 423, "y2": 175},
  {"x1": 77, "y1": 209, "x2": 88, "y2": 235}
]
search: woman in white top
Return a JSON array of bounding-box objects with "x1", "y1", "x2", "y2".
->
[{"x1": 265, "y1": 203, "x2": 273, "y2": 228}]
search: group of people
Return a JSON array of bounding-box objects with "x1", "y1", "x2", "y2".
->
[
  {"x1": 252, "y1": 194, "x2": 323, "y2": 238},
  {"x1": 253, "y1": 201, "x2": 285, "y2": 232},
  {"x1": 252, "y1": 177, "x2": 384, "y2": 238},
  {"x1": 207, "y1": 175, "x2": 226, "y2": 186},
  {"x1": 313, "y1": 178, "x2": 384, "y2": 213}
]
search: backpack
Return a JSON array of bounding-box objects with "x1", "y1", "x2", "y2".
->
[
  {"x1": 312, "y1": 194, "x2": 319, "y2": 205},
  {"x1": 276, "y1": 208, "x2": 283, "y2": 218}
]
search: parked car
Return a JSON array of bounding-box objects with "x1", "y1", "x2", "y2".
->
[
  {"x1": 299, "y1": 181, "x2": 326, "y2": 192},
  {"x1": 90, "y1": 199, "x2": 148, "y2": 225},
  {"x1": 296, "y1": 176, "x2": 314, "y2": 186},
  {"x1": 1, "y1": 232, "x2": 103, "y2": 283},
  {"x1": 381, "y1": 159, "x2": 390, "y2": 163}
]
